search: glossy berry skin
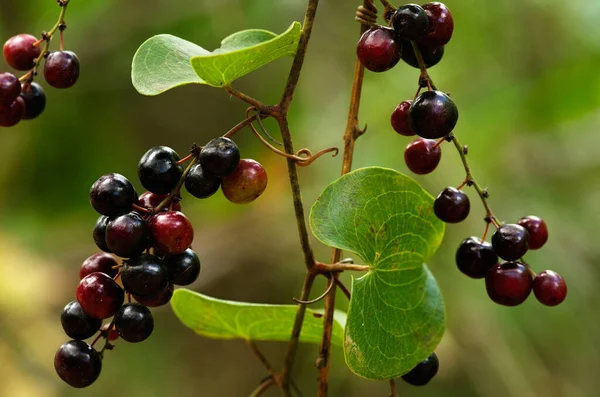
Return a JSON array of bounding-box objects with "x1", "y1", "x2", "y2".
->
[
  {"x1": 491, "y1": 224, "x2": 530, "y2": 261},
  {"x1": 391, "y1": 100, "x2": 415, "y2": 136},
  {"x1": 199, "y1": 137, "x2": 241, "y2": 177},
  {"x1": 517, "y1": 216, "x2": 548, "y2": 250},
  {"x1": 409, "y1": 90, "x2": 458, "y2": 139},
  {"x1": 136, "y1": 191, "x2": 181, "y2": 213},
  {"x1": 89, "y1": 173, "x2": 137, "y2": 216},
  {"x1": 401, "y1": 41, "x2": 445, "y2": 69},
  {"x1": 356, "y1": 27, "x2": 402, "y2": 73},
  {"x1": 3, "y1": 34, "x2": 41, "y2": 71},
  {"x1": 76, "y1": 272, "x2": 124, "y2": 319},
  {"x1": 134, "y1": 284, "x2": 174, "y2": 307},
  {"x1": 221, "y1": 159, "x2": 268, "y2": 204},
  {"x1": 433, "y1": 187, "x2": 470, "y2": 223},
  {"x1": 418, "y1": 2, "x2": 455, "y2": 47},
  {"x1": 138, "y1": 146, "x2": 183, "y2": 194},
  {"x1": 54, "y1": 340, "x2": 102, "y2": 388},
  {"x1": 115, "y1": 303, "x2": 154, "y2": 343},
  {"x1": 79, "y1": 253, "x2": 118, "y2": 279},
  {"x1": 165, "y1": 248, "x2": 201, "y2": 286},
  {"x1": 20, "y1": 82, "x2": 46, "y2": 119},
  {"x1": 404, "y1": 138, "x2": 441, "y2": 175},
  {"x1": 44, "y1": 51, "x2": 80, "y2": 88},
  {"x1": 401, "y1": 352, "x2": 439, "y2": 386},
  {"x1": 93, "y1": 216, "x2": 112, "y2": 253},
  {"x1": 149, "y1": 211, "x2": 194, "y2": 255},
  {"x1": 485, "y1": 262, "x2": 533, "y2": 306},
  {"x1": 61, "y1": 301, "x2": 102, "y2": 340},
  {"x1": 455, "y1": 237, "x2": 498, "y2": 279},
  {"x1": 0, "y1": 96, "x2": 25, "y2": 127},
  {"x1": 533, "y1": 270, "x2": 567, "y2": 306},
  {"x1": 0, "y1": 72, "x2": 21, "y2": 105},
  {"x1": 121, "y1": 254, "x2": 169, "y2": 298},
  {"x1": 105, "y1": 212, "x2": 149, "y2": 258},
  {"x1": 392, "y1": 4, "x2": 429, "y2": 40},
  {"x1": 185, "y1": 163, "x2": 221, "y2": 199}
]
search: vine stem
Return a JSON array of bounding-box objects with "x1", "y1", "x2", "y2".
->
[
  {"x1": 154, "y1": 156, "x2": 198, "y2": 212},
  {"x1": 388, "y1": 379, "x2": 398, "y2": 397},
  {"x1": 249, "y1": 378, "x2": 276, "y2": 397}
]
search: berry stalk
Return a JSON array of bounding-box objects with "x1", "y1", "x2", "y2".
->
[{"x1": 153, "y1": 154, "x2": 199, "y2": 213}]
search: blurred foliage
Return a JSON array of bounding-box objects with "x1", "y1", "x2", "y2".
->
[{"x1": 0, "y1": 0, "x2": 598, "y2": 396}]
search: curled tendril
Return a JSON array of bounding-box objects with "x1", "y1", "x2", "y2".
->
[
  {"x1": 356, "y1": 2, "x2": 378, "y2": 27},
  {"x1": 293, "y1": 276, "x2": 335, "y2": 305},
  {"x1": 379, "y1": 0, "x2": 397, "y2": 23}
]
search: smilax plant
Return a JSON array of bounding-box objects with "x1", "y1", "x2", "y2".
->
[{"x1": 43, "y1": 0, "x2": 567, "y2": 395}]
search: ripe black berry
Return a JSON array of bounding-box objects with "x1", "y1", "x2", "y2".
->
[
  {"x1": 138, "y1": 146, "x2": 184, "y2": 194},
  {"x1": 409, "y1": 90, "x2": 458, "y2": 139},
  {"x1": 401, "y1": 352, "x2": 439, "y2": 386},
  {"x1": 134, "y1": 284, "x2": 174, "y2": 307},
  {"x1": 485, "y1": 262, "x2": 533, "y2": 306},
  {"x1": 418, "y1": 2, "x2": 455, "y2": 47},
  {"x1": 0, "y1": 72, "x2": 21, "y2": 106},
  {"x1": 0, "y1": 96, "x2": 25, "y2": 127},
  {"x1": 76, "y1": 272, "x2": 125, "y2": 319},
  {"x1": 3, "y1": 34, "x2": 41, "y2": 71},
  {"x1": 392, "y1": 4, "x2": 429, "y2": 40},
  {"x1": 80, "y1": 253, "x2": 118, "y2": 279},
  {"x1": 20, "y1": 82, "x2": 46, "y2": 119},
  {"x1": 185, "y1": 163, "x2": 221, "y2": 199},
  {"x1": 93, "y1": 216, "x2": 112, "y2": 253},
  {"x1": 391, "y1": 100, "x2": 415, "y2": 136},
  {"x1": 165, "y1": 248, "x2": 201, "y2": 286},
  {"x1": 61, "y1": 301, "x2": 102, "y2": 340},
  {"x1": 404, "y1": 138, "x2": 441, "y2": 175},
  {"x1": 455, "y1": 237, "x2": 498, "y2": 278},
  {"x1": 221, "y1": 159, "x2": 268, "y2": 204},
  {"x1": 44, "y1": 51, "x2": 80, "y2": 89},
  {"x1": 54, "y1": 340, "x2": 102, "y2": 388},
  {"x1": 356, "y1": 27, "x2": 402, "y2": 73},
  {"x1": 533, "y1": 270, "x2": 567, "y2": 306},
  {"x1": 105, "y1": 212, "x2": 149, "y2": 258},
  {"x1": 149, "y1": 211, "x2": 194, "y2": 255},
  {"x1": 199, "y1": 137, "x2": 241, "y2": 177},
  {"x1": 89, "y1": 173, "x2": 137, "y2": 216},
  {"x1": 433, "y1": 187, "x2": 470, "y2": 223},
  {"x1": 115, "y1": 303, "x2": 154, "y2": 343},
  {"x1": 121, "y1": 254, "x2": 169, "y2": 298},
  {"x1": 491, "y1": 224, "x2": 529, "y2": 261},
  {"x1": 400, "y1": 41, "x2": 445, "y2": 69},
  {"x1": 517, "y1": 215, "x2": 548, "y2": 250}
]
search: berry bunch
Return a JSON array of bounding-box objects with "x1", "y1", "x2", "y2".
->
[
  {"x1": 0, "y1": 0, "x2": 79, "y2": 127},
  {"x1": 55, "y1": 138, "x2": 268, "y2": 388}
]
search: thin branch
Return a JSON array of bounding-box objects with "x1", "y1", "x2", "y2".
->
[
  {"x1": 334, "y1": 278, "x2": 351, "y2": 300},
  {"x1": 246, "y1": 340, "x2": 276, "y2": 375},
  {"x1": 223, "y1": 113, "x2": 258, "y2": 138},
  {"x1": 224, "y1": 85, "x2": 278, "y2": 117},
  {"x1": 249, "y1": 378, "x2": 275, "y2": 397},
  {"x1": 315, "y1": 262, "x2": 370, "y2": 273},
  {"x1": 388, "y1": 379, "x2": 398, "y2": 397}
]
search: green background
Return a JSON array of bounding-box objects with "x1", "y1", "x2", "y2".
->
[{"x1": 0, "y1": 0, "x2": 597, "y2": 396}]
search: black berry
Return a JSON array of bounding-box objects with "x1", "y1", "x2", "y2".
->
[
  {"x1": 185, "y1": 163, "x2": 221, "y2": 199},
  {"x1": 409, "y1": 90, "x2": 458, "y2": 139},
  {"x1": 391, "y1": 100, "x2": 415, "y2": 136},
  {"x1": 137, "y1": 146, "x2": 184, "y2": 194},
  {"x1": 115, "y1": 303, "x2": 154, "y2": 343},
  {"x1": 134, "y1": 284, "x2": 174, "y2": 307},
  {"x1": 491, "y1": 224, "x2": 529, "y2": 261},
  {"x1": 517, "y1": 215, "x2": 548, "y2": 250},
  {"x1": 3, "y1": 34, "x2": 41, "y2": 71},
  {"x1": 199, "y1": 137, "x2": 241, "y2": 177},
  {"x1": 433, "y1": 187, "x2": 470, "y2": 223},
  {"x1": 401, "y1": 41, "x2": 444, "y2": 69},
  {"x1": 356, "y1": 27, "x2": 402, "y2": 73},
  {"x1": 485, "y1": 262, "x2": 533, "y2": 306},
  {"x1": 54, "y1": 340, "x2": 102, "y2": 388},
  {"x1": 20, "y1": 82, "x2": 46, "y2": 119},
  {"x1": 44, "y1": 51, "x2": 80, "y2": 89},
  {"x1": 404, "y1": 138, "x2": 441, "y2": 175},
  {"x1": 105, "y1": 212, "x2": 149, "y2": 258},
  {"x1": 455, "y1": 237, "x2": 498, "y2": 278},
  {"x1": 0, "y1": 72, "x2": 21, "y2": 106},
  {"x1": 121, "y1": 253, "x2": 169, "y2": 299},
  {"x1": 61, "y1": 301, "x2": 102, "y2": 340},
  {"x1": 93, "y1": 216, "x2": 112, "y2": 253},
  {"x1": 89, "y1": 173, "x2": 137, "y2": 216},
  {"x1": 533, "y1": 270, "x2": 567, "y2": 306},
  {"x1": 392, "y1": 4, "x2": 429, "y2": 40},
  {"x1": 401, "y1": 352, "x2": 439, "y2": 386},
  {"x1": 76, "y1": 272, "x2": 124, "y2": 319},
  {"x1": 165, "y1": 248, "x2": 201, "y2": 286}
]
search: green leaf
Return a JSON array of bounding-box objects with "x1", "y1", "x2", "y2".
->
[
  {"x1": 171, "y1": 289, "x2": 345, "y2": 346},
  {"x1": 131, "y1": 22, "x2": 301, "y2": 95},
  {"x1": 309, "y1": 167, "x2": 446, "y2": 380}
]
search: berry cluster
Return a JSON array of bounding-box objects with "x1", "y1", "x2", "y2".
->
[
  {"x1": 0, "y1": 1, "x2": 79, "y2": 127},
  {"x1": 55, "y1": 138, "x2": 268, "y2": 388}
]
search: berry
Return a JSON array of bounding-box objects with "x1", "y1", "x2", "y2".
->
[
  {"x1": 199, "y1": 137, "x2": 241, "y2": 177},
  {"x1": 89, "y1": 173, "x2": 137, "y2": 216},
  {"x1": 418, "y1": 2, "x2": 455, "y2": 47},
  {"x1": 185, "y1": 163, "x2": 221, "y2": 199},
  {"x1": 392, "y1": 4, "x2": 429, "y2": 40},
  {"x1": 221, "y1": 159, "x2": 268, "y2": 204},
  {"x1": 54, "y1": 340, "x2": 102, "y2": 388},
  {"x1": 3, "y1": 34, "x2": 41, "y2": 71},
  {"x1": 455, "y1": 237, "x2": 498, "y2": 278},
  {"x1": 79, "y1": 253, "x2": 118, "y2": 279},
  {"x1": 114, "y1": 303, "x2": 154, "y2": 343},
  {"x1": 137, "y1": 146, "x2": 184, "y2": 194},
  {"x1": 101, "y1": 323, "x2": 120, "y2": 341},
  {"x1": 61, "y1": 301, "x2": 102, "y2": 340},
  {"x1": 356, "y1": 27, "x2": 402, "y2": 73},
  {"x1": 93, "y1": 216, "x2": 112, "y2": 253},
  {"x1": 400, "y1": 41, "x2": 445, "y2": 69},
  {"x1": 401, "y1": 352, "x2": 439, "y2": 386},
  {"x1": 517, "y1": 215, "x2": 548, "y2": 250},
  {"x1": 485, "y1": 262, "x2": 533, "y2": 306},
  {"x1": 136, "y1": 191, "x2": 181, "y2": 213},
  {"x1": 409, "y1": 90, "x2": 458, "y2": 139},
  {"x1": 533, "y1": 270, "x2": 567, "y2": 306},
  {"x1": 149, "y1": 211, "x2": 194, "y2": 255},
  {"x1": 20, "y1": 82, "x2": 46, "y2": 119},
  {"x1": 121, "y1": 253, "x2": 169, "y2": 298},
  {"x1": 0, "y1": 96, "x2": 25, "y2": 127},
  {"x1": 391, "y1": 100, "x2": 415, "y2": 136},
  {"x1": 433, "y1": 187, "x2": 470, "y2": 223},
  {"x1": 76, "y1": 272, "x2": 124, "y2": 319},
  {"x1": 404, "y1": 138, "x2": 441, "y2": 175},
  {"x1": 0, "y1": 72, "x2": 21, "y2": 106},
  {"x1": 134, "y1": 284, "x2": 174, "y2": 307},
  {"x1": 165, "y1": 248, "x2": 201, "y2": 286},
  {"x1": 44, "y1": 51, "x2": 80, "y2": 89},
  {"x1": 105, "y1": 212, "x2": 149, "y2": 258},
  {"x1": 491, "y1": 224, "x2": 529, "y2": 261}
]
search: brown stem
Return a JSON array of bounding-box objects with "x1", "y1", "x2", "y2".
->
[
  {"x1": 334, "y1": 278, "x2": 351, "y2": 300},
  {"x1": 246, "y1": 340, "x2": 277, "y2": 375},
  {"x1": 249, "y1": 378, "x2": 276, "y2": 397},
  {"x1": 388, "y1": 379, "x2": 398, "y2": 397},
  {"x1": 224, "y1": 86, "x2": 277, "y2": 117},
  {"x1": 315, "y1": 262, "x2": 370, "y2": 273},
  {"x1": 154, "y1": 157, "x2": 198, "y2": 212}
]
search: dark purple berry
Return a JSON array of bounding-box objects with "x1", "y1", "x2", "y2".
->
[
  {"x1": 455, "y1": 237, "x2": 498, "y2": 279},
  {"x1": 391, "y1": 100, "x2": 415, "y2": 136},
  {"x1": 20, "y1": 82, "x2": 46, "y2": 119},
  {"x1": 400, "y1": 41, "x2": 445, "y2": 69},
  {"x1": 61, "y1": 301, "x2": 102, "y2": 340},
  {"x1": 121, "y1": 254, "x2": 169, "y2": 298},
  {"x1": 79, "y1": 253, "x2": 118, "y2": 279},
  {"x1": 54, "y1": 340, "x2": 102, "y2": 388},
  {"x1": 76, "y1": 272, "x2": 124, "y2": 319},
  {"x1": 44, "y1": 51, "x2": 80, "y2": 89},
  {"x1": 517, "y1": 215, "x2": 548, "y2": 250},
  {"x1": 401, "y1": 352, "x2": 439, "y2": 386},
  {"x1": 199, "y1": 137, "x2": 241, "y2": 177},
  {"x1": 0, "y1": 72, "x2": 21, "y2": 105},
  {"x1": 3, "y1": 34, "x2": 41, "y2": 71},
  {"x1": 418, "y1": 2, "x2": 454, "y2": 47},
  {"x1": 404, "y1": 138, "x2": 441, "y2": 175},
  {"x1": 356, "y1": 27, "x2": 402, "y2": 73},
  {"x1": 105, "y1": 212, "x2": 149, "y2": 258},
  {"x1": 89, "y1": 173, "x2": 137, "y2": 216},
  {"x1": 165, "y1": 248, "x2": 201, "y2": 286},
  {"x1": 434, "y1": 187, "x2": 470, "y2": 223},
  {"x1": 149, "y1": 211, "x2": 194, "y2": 255},
  {"x1": 114, "y1": 303, "x2": 154, "y2": 343},
  {"x1": 491, "y1": 224, "x2": 529, "y2": 261},
  {"x1": 221, "y1": 159, "x2": 268, "y2": 204},
  {"x1": 0, "y1": 96, "x2": 25, "y2": 127},
  {"x1": 137, "y1": 146, "x2": 184, "y2": 194},
  {"x1": 134, "y1": 284, "x2": 174, "y2": 307},
  {"x1": 533, "y1": 270, "x2": 567, "y2": 306},
  {"x1": 485, "y1": 262, "x2": 533, "y2": 306},
  {"x1": 392, "y1": 4, "x2": 429, "y2": 40},
  {"x1": 409, "y1": 90, "x2": 458, "y2": 139},
  {"x1": 93, "y1": 216, "x2": 112, "y2": 253},
  {"x1": 185, "y1": 163, "x2": 221, "y2": 199}
]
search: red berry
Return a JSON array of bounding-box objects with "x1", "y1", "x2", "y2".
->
[
  {"x1": 76, "y1": 272, "x2": 124, "y2": 319},
  {"x1": 0, "y1": 72, "x2": 21, "y2": 106},
  {"x1": 149, "y1": 211, "x2": 194, "y2": 255},
  {"x1": 418, "y1": 2, "x2": 455, "y2": 47},
  {"x1": 3, "y1": 34, "x2": 41, "y2": 71},
  {"x1": 533, "y1": 270, "x2": 567, "y2": 306},
  {"x1": 221, "y1": 159, "x2": 268, "y2": 204},
  {"x1": 79, "y1": 253, "x2": 119, "y2": 279},
  {"x1": 136, "y1": 191, "x2": 181, "y2": 213},
  {"x1": 485, "y1": 262, "x2": 533, "y2": 306},
  {"x1": 44, "y1": 51, "x2": 80, "y2": 89},
  {"x1": 0, "y1": 96, "x2": 25, "y2": 127},
  {"x1": 356, "y1": 27, "x2": 402, "y2": 72},
  {"x1": 517, "y1": 215, "x2": 548, "y2": 250},
  {"x1": 404, "y1": 138, "x2": 441, "y2": 175},
  {"x1": 391, "y1": 100, "x2": 415, "y2": 136}
]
